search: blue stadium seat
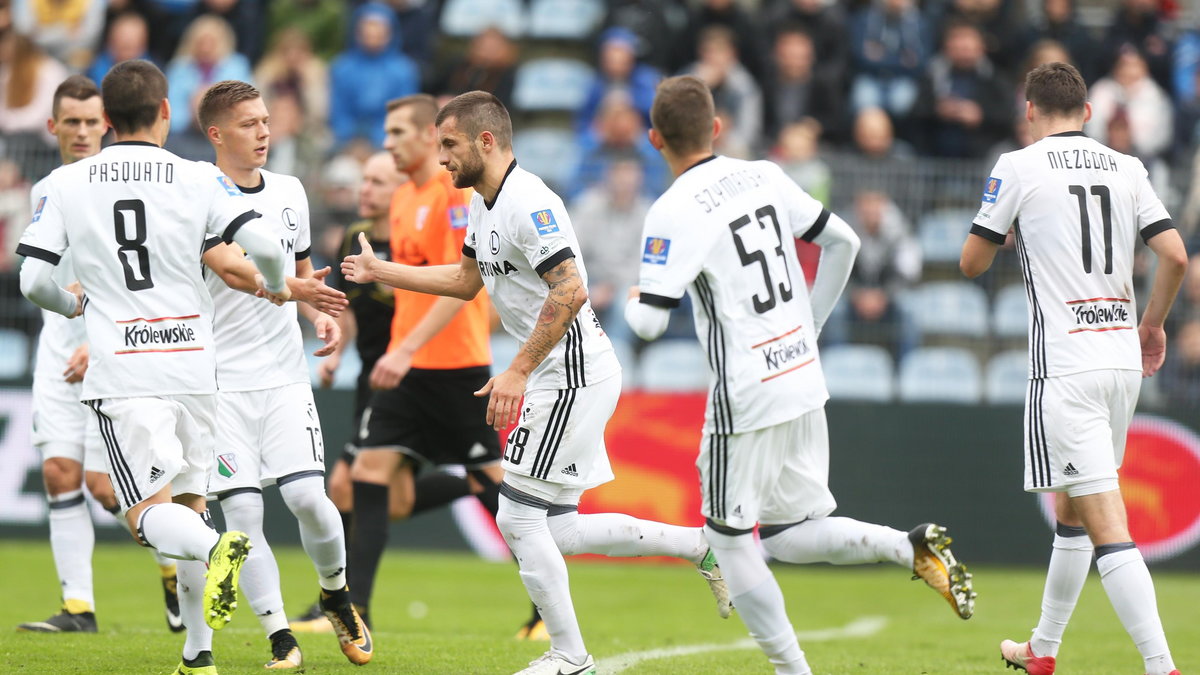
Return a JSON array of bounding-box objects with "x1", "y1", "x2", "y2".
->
[
  {"x1": 992, "y1": 284, "x2": 1028, "y2": 338},
  {"x1": 638, "y1": 339, "x2": 709, "y2": 392},
  {"x1": 898, "y1": 346, "x2": 982, "y2": 403},
  {"x1": 439, "y1": 0, "x2": 525, "y2": 37},
  {"x1": 820, "y1": 344, "x2": 895, "y2": 402},
  {"x1": 305, "y1": 340, "x2": 361, "y2": 390},
  {"x1": 908, "y1": 281, "x2": 989, "y2": 337},
  {"x1": 0, "y1": 329, "x2": 30, "y2": 380},
  {"x1": 512, "y1": 58, "x2": 595, "y2": 112},
  {"x1": 986, "y1": 349, "x2": 1028, "y2": 404},
  {"x1": 490, "y1": 333, "x2": 521, "y2": 376},
  {"x1": 528, "y1": 0, "x2": 605, "y2": 39},
  {"x1": 512, "y1": 127, "x2": 581, "y2": 192},
  {"x1": 918, "y1": 209, "x2": 976, "y2": 264}
]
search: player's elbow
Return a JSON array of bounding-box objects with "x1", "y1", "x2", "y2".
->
[
  {"x1": 1161, "y1": 248, "x2": 1189, "y2": 276},
  {"x1": 959, "y1": 256, "x2": 985, "y2": 279}
]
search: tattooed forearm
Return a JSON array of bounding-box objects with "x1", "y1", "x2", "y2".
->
[{"x1": 515, "y1": 257, "x2": 587, "y2": 374}]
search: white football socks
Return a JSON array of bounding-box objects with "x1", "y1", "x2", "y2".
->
[
  {"x1": 547, "y1": 509, "x2": 707, "y2": 563},
  {"x1": 1096, "y1": 545, "x2": 1176, "y2": 675},
  {"x1": 497, "y1": 496, "x2": 588, "y2": 664},
  {"x1": 48, "y1": 489, "x2": 95, "y2": 610},
  {"x1": 280, "y1": 477, "x2": 348, "y2": 591},
  {"x1": 177, "y1": 558, "x2": 212, "y2": 660},
  {"x1": 137, "y1": 503, "x2": 219, "y2": 561},
  {"x1": 220, "y1": 491, "x2": 288, "y2": 637},
  {"x1": 1030, "y1": 527, "x2": 1092, "y2": 658},
  {"x1": 761, "y1": 517, "x2": 912, "y2": 567},
  {"x1": 705, "y1": 526, "x2": 810, "y2": 675}
]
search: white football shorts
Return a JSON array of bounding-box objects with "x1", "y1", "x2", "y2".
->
[
  {"x1": 208, "y1": 382, "x2": 326, "y2": 495},
  {"x1": 700, "y1": 407, "x2": 838, "y2": 532},
  {"x1": 85, "y1": 394, "x2": 217, "y2": 511},
  {"x1": 1024, "y1": 368, "x2": 1140, "y2": 497},
  {"x1": 32, "y1": 372, "x2": 107, "y2": 472},
  {"x1": 500, "y1": 373, "x2": 619, "y2": 489}
]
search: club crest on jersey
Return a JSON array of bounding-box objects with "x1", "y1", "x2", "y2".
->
[
  {"x1": 982, "y1": 177, "x2": 1002, "y2": 203},
  {"x1": 449, "y1": 205, "x2": 469, "y2": 229},
  {"x1": 281, "y1": 207, "x2": 299, "y2": 231},
  {"x1": 216, "y1": 175, "x2": 241, "y2": 196},
  {"x1": 31, "y1": 196, "x2": 47, "y2": 222},
  {"x1": 643, "y1": 237, "x2": 671, "y2": 265},
  {"x1": 217, "y1": 453, "x2": 237, "y2": 478},
  {"x1": 531, "y1": 209, "x2": 559, "y2": 236}
]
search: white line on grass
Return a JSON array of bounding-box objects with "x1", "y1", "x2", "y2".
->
[{"x1": 596, "y1": 616, "x2": 888, "y2": 674}]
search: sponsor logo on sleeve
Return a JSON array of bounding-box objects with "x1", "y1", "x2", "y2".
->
[
  {"x1": 982, "y1": 176, "x2": 1002, "y2": 203},
  {"x1": 32, "y1": 196, "x2": 47, "y2": 223},
  {"x1": 449, "y1": 205, "x2": 469, "y2": 229},
  {"x1": 643, "y1": 237, "x2": 671, "y2": 265},
  {"x1": 217, "y1": 175, "x2": 242, "y2": 196},
  {"x1": 531, "y1": 209, "x2": 559, "y2": 236}
]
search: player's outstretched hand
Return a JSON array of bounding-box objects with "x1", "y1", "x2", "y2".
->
[
  {"x1": 291, "y1": 267, "x2": 349, "y2": 317},
  {"x1": 370, "y1": 347, "x2": 413, "y2": 391},
  {"x1": 476, "y1": 368, "x2": 527, "y2": 431},
  {"x1": 254, "y1": 274, "x2": 292, "y2": 305},
  {"x1": 63, "y1": 343, "x2": 89, "y2": 383},
  {"x1": 342, "y1": 233, "x2": 378, "y2": 284},
  {"x1": 1139, "y1": 323, "x2": 1166, "y2": 377},
  {"x1": 312, "y1": 313, "x2": 341, "y2": 357},
  {"x1": 317, "y1": 351, "x2": 340, "y2": 389}
]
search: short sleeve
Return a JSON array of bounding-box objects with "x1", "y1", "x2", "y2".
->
[
  {"x1": 765, "y1": 162, "x2": 829, "y2": 241},
  {"x1": 462, "y1": 200, "x2": 479, "y2": 259},
  {"x1": 516, "y1": 202, "x2": 575, "y2": 277},
  {"x1": 970, "y1": 155, "x2": 1019, "y2": 244},
  {"x1": 204, "y1": 167, "x2": 260, "y2": 243},
  {"x1": 636, "y1": 202, "x2": 706, "y2": 307},
  {"x1": 16, "y1": 179, "x2": 68, "y2": 265},
  {"x1": 294, "y1": 182, "x2": 312, "y2": 260},
  {"x1": 1132, "y1": 160, "x2": 1174, "y2": 243}
]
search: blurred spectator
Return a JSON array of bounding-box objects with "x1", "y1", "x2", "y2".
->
[
  {"x1": 262, "y1": 90, "x2": 305, "y2": 176},
  {"x1": 914, "y1": 21, "x2": 1011, "y2": 158},
  {"x1": 255, "y1": 27, "x2": 329, "y2": 157},
  {"x1": 1100, "y1": 0, "x2": 1174, "y2": 93},
  {"x1": 764, "y1": 27, "x2": 841, "y2": 143},
  {"x1": 268, "y1": 0, "x2": 346, "y2": 60},
  {"x1": 824, "y1": 190, "x2": 921, "y2": 357},
  {"x1": 1086, "y1": 47, "x2": 1173, "y2": 162},
  {"x1": 1160, "y1": 318, "x2": 1200, "y2": 407},
  {"x1": 1023, "y1": 0, "x2": 1097, "y2": 83},
  {"x1": 761, "y1": 0, "x2": 849, "y2": 85},
  {"x1": 433, "y1": 27, "x2": 518, "y2": 108},
  {"x1": 1015, "y1": 40, "x2": 1072, "y2": 107},
  {"x1": 849, "y1": 0, "x2": 927, "y2": 120},
  {"x1": 935, "y1": 0, "x2": 1025, "y2": 77},
  {"x1": 575, "y1": 27, "x2": 660, "y2": 135},
  {"x1": 384, "y1": 0, "x2": 437, "y2": 81},
  {"x1": 0, "y1": 31, "x2": 69, "y2": 145},
  {"x1": 87, "y1": 11, "x2": 152, "y2": 85},
  {"x1": 602, "y1": 0, "x2": 687, "y2": 75},
  {"x1": 1182, "y1": 148, "x2": 1200, "y2": 237},
  {"x1": 684, "y1": 25, "x2": 762, "y2": 158},
  {"x1": 197, "y1": 0, "x2": 268, "y2": 65},
  {"x1": 0, "y1": 159, "x2": 31, "y2": 271},
  {"x1": 852, "y1": 106, "x2": 916, "y2": 159},
  {"x1": 772, "y1": 119, "x2": 831, "y2": 206},
  {"x1": 679, "y1": 0, "x2": 765, "y2": 80},
  {"x1": 1174, "y1": 28, "x2": 1200, "y2": 147},
  {"x1": 165, "y1": 15, "x2": 253, "y2": 138},
  {"x1": 571, "y1": 92, "x2": 667, "y2": 200},
  {"x1": 139, "y1": 0, "x2": 264, "y2": 65},
  {"x1": 571, "y1": 158, "x2": 652, "y2": 347},
  {"x1": 12, "y1": 0, "x2": 105, "y2": 69},
  {"x1": 329, "y1": 2, "x2": 419, "y2": 149}
]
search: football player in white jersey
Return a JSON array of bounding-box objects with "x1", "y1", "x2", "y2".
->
[
  {"x1": 190, "y1": 80, "x2": 371, "y2": 670},
  {"x1": 17, "y1": 75, "x2": 186, "y2": 635},
  {"x1": 625, "y1": 76, "x2": 976, "y2": 675},
  {"x1": 962, "y1": 62, "x2": 1187, "y2": 675},
  {"x1": 17, "y1": 60, "x2": 289, "y2": 675},
  {"x1": 342, "y1": 90, "x2": 730, "y2": 675}
]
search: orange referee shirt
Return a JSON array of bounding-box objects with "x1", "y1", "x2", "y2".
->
[{"x1": 388, "y1": 169, "x2": 491, "y2": 369}]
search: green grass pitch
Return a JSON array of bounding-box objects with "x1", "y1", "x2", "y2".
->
[{"x1": 0, "y1": 542, "x2": 1197, "y2": 674}]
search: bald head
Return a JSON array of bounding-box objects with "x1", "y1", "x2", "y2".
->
[{"x1": 359, "y1": 151, "x2": 407, "y2": 221}]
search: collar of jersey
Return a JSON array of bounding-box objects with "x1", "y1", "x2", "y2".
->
[
  {"x1": 1047, "y1": 131, "x2": 1087, "y2": 138},
  {"x1": 484, "y1": 159, "x2": 518, "y2": 211},
  {"x1": 681, "y1": 154, "x2": 718, "y2": 176},
  {"x1": 237, "y1": 173, "x2": 266, "y2": 193},
  {"x1": 111, "y1": 141, "x2": 158, "y2": 147}
]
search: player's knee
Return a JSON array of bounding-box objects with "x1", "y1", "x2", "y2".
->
[
  {"x1": 42, "y1": 457, "x2": 83, "y2": 495},
  {"x1": 280, "y1": 476, "x2": 334, "y2": 523},
  {"x1": 546, "y1": 511, "x2": 582, "y2": 555},
  {"x1": 495, "y1": 496, "x2": 547, "y2": 540},
  {"x1": 387, "y1": 489, "x2": 414, "y2": 521},
  {"x1": 84, "y1": 472, "x2": 117, "y2": 510}
]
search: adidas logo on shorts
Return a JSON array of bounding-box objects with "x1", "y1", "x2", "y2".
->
[
  {"x1": 561, "y1": 464, "x2": 578, "y2": 477},
  {"x1": 149, "y1": 466, "x2": 166, "y2": 482},
  {"x1": 1063, "y1": 462, "x2": 1080, "y2": 477}
]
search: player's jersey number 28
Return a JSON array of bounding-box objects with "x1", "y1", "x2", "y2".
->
[{"x1": 113, "y1": 199, "x2": 154, "y2": 291}]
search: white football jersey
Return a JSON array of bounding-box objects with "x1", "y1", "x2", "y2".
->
[
  {"x1": 17, "y1": 142, "x2": 260, "y2": 400},
  {"x1": 463, "y1": 162, "x2": 620, "y2": 391},
  {"x1": 203, "y1": 170, "x2": 310, "y2": 392},
  {"x1": 637, "y1": 155, "x2": 830, "y2": 435},
  {"x1": 27, "y1": 177, "x2": 88, "y2": 380},
  {"x1": 972, "y1": 131, "x2": 1173, "y2": 378}
]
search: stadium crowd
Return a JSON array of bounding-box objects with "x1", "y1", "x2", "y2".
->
[{"x1": 2, "y1": 0, "x2": 1200, "y2": 405}]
